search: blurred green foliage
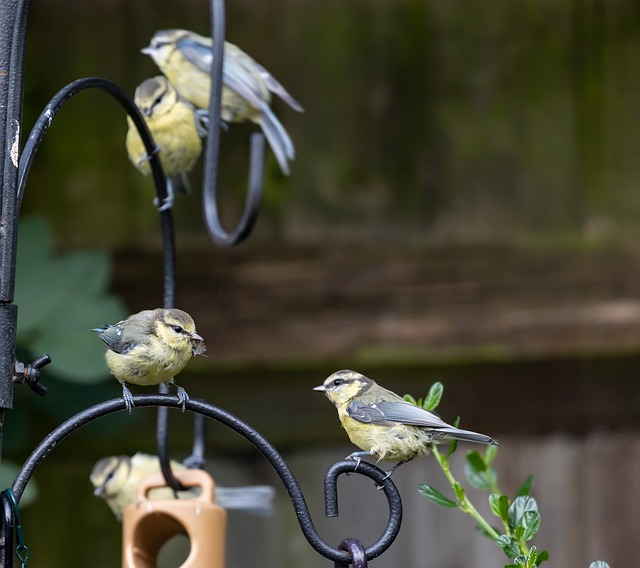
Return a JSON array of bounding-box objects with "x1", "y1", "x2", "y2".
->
[{"x1": 15, "y1": 216, "x2": 127, "y2": 384}]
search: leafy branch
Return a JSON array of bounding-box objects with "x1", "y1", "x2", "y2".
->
[{"x1": 405, "y1": 382, "x2": 610, "y2": 568}]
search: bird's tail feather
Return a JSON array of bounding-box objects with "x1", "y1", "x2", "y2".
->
[
  {"x1": 439, "y1": 427, "x2": 498, "y2": 446},
  {"x1": 215, "y1": 485, "x2": 275, "y2": 517},
  {"x1": 253, "y1": 61, "x2": 304, "y2": 112},
  {"x1": 258, "y1": 104, "x2": 295, "y2": 175}
]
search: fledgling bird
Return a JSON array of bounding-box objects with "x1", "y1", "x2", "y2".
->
[
  {"x1": 141, "y1": 29, "x2": 304, "y2": 175},
  {"x1": 314, "y1": 370, "x2": 498, "y2": 479},
  {"x1": 90, "y1": 453, "x2": 275, "y2": 520},
  {"x1": 92, "y1": 308, "x2": 206, "y2": 412},
  {"x1": 126, "y1": 76, "x2": 203, "y2": 211}
]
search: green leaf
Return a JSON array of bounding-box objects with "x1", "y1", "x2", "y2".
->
[
  {"x1": 14, "y1": 216, "x2": 127, "y2": 384},
  {"x1": 496, "y1": 534, "x2": 520, "y2": 559},
  {"x1": 516, "y1": 475, "x2": 534, "y2": 497},
  {"x1": 489, "y1": 493, "x2": 510, "y2": 522},
  {"x1": 403, "y1": 394, "x2": 418, "y2": 405},
  {"x1": 536, "y1": 550, "x2": 549, "y2": 565},
  {"x1": 467, "y1": 450, "x2": 487, "y2": 472},
  {"x1": 509, "y1": 495, "x2": 539, "y2": 531},
  {"x1": 513, "y1": 555, "x2": 528, "y2": 567},
  {"x1": 514, "y1": 525, "x2": 525, "y2": 540},
  {"x1": 589, "y1": 562, "x2": 610, "y2": 568},
  {"x1": 485, "y1": 443, "x2": 498, "y2": 464},
  {"x1": 452, "y1": 481, "x2": 465, "y2": 502},
  {"x1": 522, "y1": 510, "x2": 541, "y2": 540},
  {"x1": 447, "y1": 438, "x2": 458, "y2": 456},
  {"x1": 464, "y1": 462, "x2": 497, "y2": 490},
  {"x1": 417, "y1": 484, "x2": 457, "y2": 508},
  {"x1": 526, "y1": 546, "x2": 539, "y2": 568},
  {"x1": 423, "y1": 381, "x2": 443, "y2": 411}
]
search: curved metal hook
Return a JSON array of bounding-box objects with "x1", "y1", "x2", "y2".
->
[
  {"x1": 13, "y1": 76, "x2": 186, "y2": 490},
  {"x1": 14, "y1": 76, "x2": 178, "y2": 305},
  {"x1": 10, "y1": 395, "x2": 402, "y2": 563},
  {"x1": 202, "y1": 0, "x2": 265, "y2": 247},
  {"x1": 17, "y1": 77, "x2": 168, "y2": 222},
  {"x1": 324, "y1": 461, "x2": 402, "y2": 562}
]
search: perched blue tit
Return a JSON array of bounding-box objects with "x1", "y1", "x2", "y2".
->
[
  {"x1": 126, "y1": 76, "x2": 202, "y2": 211},
  {"x1": 90, "y1": 453, "x2": 275, "y2": 520},
  {"x1": 92, "y1": 308, "x2": 206, "y2": 412},
  {"x1": 314, "y1": 370, "x2": 498, "y2": 478},
  {"x1": 141, "y1": 29, "x2": 304, "y2": 175}
]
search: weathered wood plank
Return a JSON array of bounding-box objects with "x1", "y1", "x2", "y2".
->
[{"x1": 113, "y1": 244, "x2": 640, "y2": 365}]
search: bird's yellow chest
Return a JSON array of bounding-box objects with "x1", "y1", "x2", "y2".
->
[
  {"x1": 165, "y1": 52, "x2": 211, "y2": 109},
  {"x1": 105, "y1": 342, "x2": 192, "y2": 386},
  {"x1": 125, "y1": 105, "x2": 201, "y2": 177}
]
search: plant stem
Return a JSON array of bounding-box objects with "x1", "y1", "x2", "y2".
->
[{"x1": 433, "y1": 447, "x2": 500, "y2": 540}]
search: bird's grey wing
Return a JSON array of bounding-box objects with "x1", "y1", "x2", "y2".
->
[
  {"x1": 97, "y1": 312, "x2": 155, "y2": 355},
  {"x1": 222, "y1": 55, "x2": 268, "y2": 110},
  {"x1": 346, "y1": 400, "x2": 401, "y2": 427},
  {"x1": 177, "y1": 36, "x2": 214, "y2": 74},
  {"x1": 348, "y1": 400, "x2": 452, "y2": 428},
  {"x1": 95, "y1": 324, "x2": 136, "y2": 354}
]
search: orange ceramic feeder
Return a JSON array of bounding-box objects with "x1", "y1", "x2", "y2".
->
[{"x1": 122, "y1": 468, "x2": 226, "y2": 568}]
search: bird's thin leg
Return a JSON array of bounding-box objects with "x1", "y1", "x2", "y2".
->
[
  {"x1": 122, "y1": 383, "x2": 135, "y2": 414},
  {"x1": 373, "y1": 460, "x2": 410, "y2": 491},
  {"x1": 382, "y1": 460, "x2": 407, "y2": 481},
  {"x1": 167, "y1": 379, "x2": 189, "y2": 411},
  {"x1": 345, "y1": 451, "x2": 374, "y2": 472},
  {"x1": 155, "y1": 178, "x2": 175, "y2": 212}
]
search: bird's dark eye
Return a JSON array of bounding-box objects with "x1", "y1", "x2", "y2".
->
[
  {"x1": 332, "y1": 378, "x2": 344, "y2": 387},
  {"x1": 171, "y1": 325, "x2": 184, "y2": 334}
]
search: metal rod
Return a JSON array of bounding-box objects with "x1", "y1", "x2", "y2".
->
[
  {"x1": 201, "y1": 0, "x2": 266, "y2": 246},
  {"x1": 0, "y1": 0, "x2": 31, "y2": 302},
  {"x1": 11, "y1": 396, "x2": 403, "y2": 563},
  {"x1": 0, "y1": 0, "x2": 34, "y2": 475}
]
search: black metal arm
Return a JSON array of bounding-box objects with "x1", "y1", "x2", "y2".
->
[{"x1": 10, "y1": 396, "x2": 403, "y2": 564}]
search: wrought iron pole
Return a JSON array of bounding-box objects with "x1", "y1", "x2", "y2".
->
[{"x1": 0, "y1": 0, "x2": 32, "y2": 463}]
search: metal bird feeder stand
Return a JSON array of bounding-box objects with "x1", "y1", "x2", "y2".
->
[{"x1": 0, "y1": 0, "x2": 404, "y2": 565}]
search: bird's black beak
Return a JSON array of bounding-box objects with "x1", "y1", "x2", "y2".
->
[
  {"x1": 140, "y1": 46, "x2": 152, "y2": 55},
  {"x1": 313, "y1": 385, "x2": 326, "y2": 392},
  {"x1": 190, "y1": 331, "x2": 203, "y2": 341},
  {"x1": 93, "y1": 486, "x2": 105, "y2": 497}
]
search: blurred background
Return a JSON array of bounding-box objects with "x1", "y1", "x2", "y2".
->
[{"x1": 6, "y1": 0, "x2": 640, "y2": 565}]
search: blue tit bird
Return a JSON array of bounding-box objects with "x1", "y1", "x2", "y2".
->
[
  {"x1": 126, "y1": 76, "x2": 202, "y2": 211},
  {"x1": 314, "y1": 370, "x2": 498, "y2": 479},
  {"x1": 141, "y1": 29, "x2": 304, "y2": 175},
  {"x1": 92, "y1": 308, "x2": 206, "y2": 412},
  {"x1": 90, "y1": 453, "x2": 275, "y2": 520}
]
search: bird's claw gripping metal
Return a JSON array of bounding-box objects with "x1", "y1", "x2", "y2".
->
[
  {"x1": 153, "y1": 178, "x2": 175, "y2": 212},
  {"x1": 174, "y1": 384, "x2": 190, "y2": 412},
  {"x1": 122, "y1": 384, "x2": 135, "y2": 414}
]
